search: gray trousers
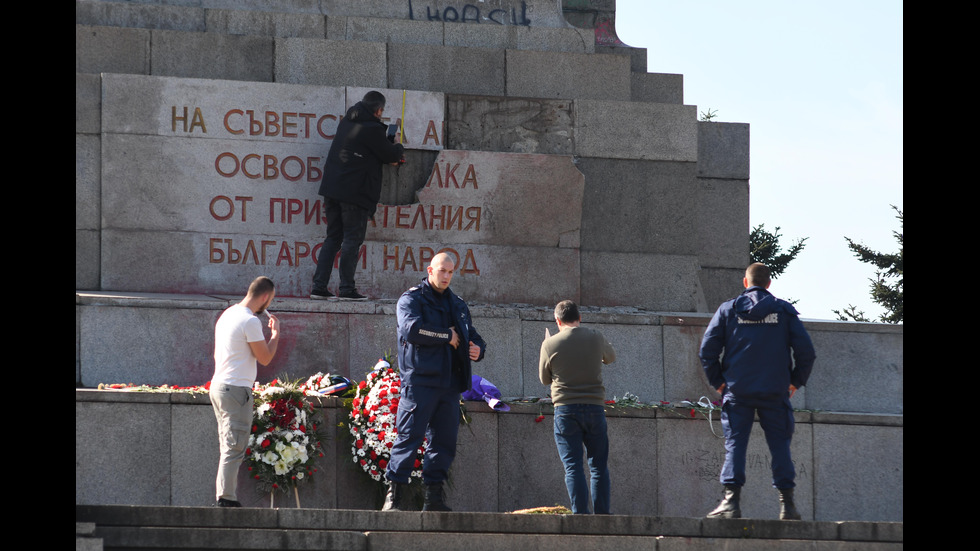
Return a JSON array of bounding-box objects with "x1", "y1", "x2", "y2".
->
[{"x1": 210, "y1": 383, "x2": 253, "y2": 501}]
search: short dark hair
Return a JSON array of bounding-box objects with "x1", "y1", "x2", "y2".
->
[
  {"x1": 554, "y1": 300, "x2": 580, "y2": 324},
  {"x1": 247, "y1": 276, "x2": 275, "y2": 298},
  {"x1": 361, "y1": 91, "x2": 386, "y2": 113},
  {"x1": 745, "y1": 263, "x2": 772, "y2": 288}
]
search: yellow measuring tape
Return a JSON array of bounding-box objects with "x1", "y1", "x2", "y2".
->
[{"x1": 400, "y1": 89, "x2": 406, "y2": 144}]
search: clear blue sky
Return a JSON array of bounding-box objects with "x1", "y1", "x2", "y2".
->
[{"x1": 616, "y1": 1, "x2": 903, "y2": 321}]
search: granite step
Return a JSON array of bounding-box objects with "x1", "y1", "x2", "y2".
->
[{"x1": 76, "y1": 504, "x2": 903, "y2": 551}]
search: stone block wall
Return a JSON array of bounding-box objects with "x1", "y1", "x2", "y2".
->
[
  {"x1": 75, "y1": 389, "x2": 903, "y2": 522},
  {"x1": 76, "y1": 292, "x2": 904, "y2": 415},
  {"x1": 76, "y1": 0, "x2": 749, "y2": 312}
]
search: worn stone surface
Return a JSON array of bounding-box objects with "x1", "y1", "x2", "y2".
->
[
  {"x1": 77, "y1": 303, "x2": 221, "y2": 387},
  {"x1": 77, "y1": 230, "x2": 100, "y2": 291},
  {"x1": 576, "y1": 158, "x2": 699, "y2": 254},
  {"x1": 632, "y1": 72, "x2": 684, "y2": 104},
  {"x1": 76, "y1": 73, "x2": 102, "y2": 133},
  {"x1": 75, "y1": 400, "x2": 172, "y2": 505},
  {"x1": 505, "y1": 50, "x2": 631, "y2": 101},
  {"x1": 662, "y1": 321, "x2": 715, "y2": 403},
  {"x1": 813, "y1": 424, "x2": 903, "y2": 521},
  {"x1": 447, "y1": 410, "x2": 501, "y2": 511},
  {"x1": 805, "y1": 325, "x2": 904, "y2": 414},
  {"x1": 151, "y1": 30, "x2": 274, "y2": 82},
  {"x1": 388, "y1": 43, "x2": 507, "y2": 96},
  {"x1": 575, "y1": 100, "x2": 698, "y2": 161},
  {"x1": 206, "y1": 8, "x2": 326, "y2": 38},
  {"x1": 446, "y1": 95, "x2": 574, "y2": 155},
  {"x1": 344, "y1": 16, "x2": 443, "y2": 45},
  {"x1": 76, "y1": 135, "x2": 100, "y2": 231},
  {"x1": 496, "y1": 412, "x2": 567, "y2": 511},
  {"x1": 697, "y1": 178, "x2": 750, "y2": 270},
  {"x1": 275, "y1": 38, "x2": 388, "y2": 87},
  {"x1": 372, "y1": 150, "x2": 583, "y2": 247},
  {"x1": 324, "y1": 0, "x2": 571, "y2": 28},
  {"x1": 76, "y1": 25, "x2": 149, "y2": 75},
  {"x1": 580, "y1": 251, "x2": 706, "y2": 312},
  {"x1": 171, "y1": 401, "x2": 223, "y2": 506},
  {"x1": 698, "y1": 122, "x2": 750, "y2": 180},
  {"x1": 657, "y1": 416, "x2": 815, "y2": 520},
  {"x1": 464, "y1": 316, "x2": 524, "y2": 398},
  {"x1": 76, "y1": 1, "x2": 207, "y2": 32},
  {"x1": 699, "y1": 267, "x2": 746, "y2": 313}
]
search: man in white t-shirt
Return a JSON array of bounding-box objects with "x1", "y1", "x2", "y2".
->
[{"x1": 210, "y1": 276, "x2": 281, "y2": 507}]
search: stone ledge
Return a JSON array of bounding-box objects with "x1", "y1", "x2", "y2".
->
[
  {"x1": 76, "y1": 504, "x2": 904, "y2": 542},
  {"x1": 73, "y1": 389, "x2": 903, "y2": 427}
]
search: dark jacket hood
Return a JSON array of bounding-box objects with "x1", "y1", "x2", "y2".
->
[{"x1": 734, "y1": 286, "x2": 797, "y2": 321}]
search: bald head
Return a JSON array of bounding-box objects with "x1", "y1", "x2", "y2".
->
[{"x1": 427, "y1": 252, "x2": 455, "y2": 292}]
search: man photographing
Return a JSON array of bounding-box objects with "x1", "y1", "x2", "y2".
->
[
  {"x1": 539, "y1": 300, "x2": 616, "y2": 514},
  {"x1": 210, "y1": 276, "x2": 281, "y2": 507}
]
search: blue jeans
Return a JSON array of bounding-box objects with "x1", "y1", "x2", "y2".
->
[
  {"x1": 553, "y1": 404, "x2": 610, "y2": 514},
  {"x1": 719, "y1": 399, "x2": 796, "y2": 489},
  {"x1": 312, "y1": 199, "x2": 370, "y2": 294}
]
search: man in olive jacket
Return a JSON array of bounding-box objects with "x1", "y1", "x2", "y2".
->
[
  {"x1": 539, "y1": 300, "x2": 616, "y2": 514},
  {"x1": 311, "y1": 91, "x2": 404, "y2": 301}
]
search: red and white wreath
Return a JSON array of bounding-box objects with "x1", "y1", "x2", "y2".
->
[{"x1": 348, "y1": 359, "x2": 426, "y2": 482}]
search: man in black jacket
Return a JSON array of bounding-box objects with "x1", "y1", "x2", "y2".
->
[{"x1": 311, "y1": 91, "x2": 405, "y2": 300}]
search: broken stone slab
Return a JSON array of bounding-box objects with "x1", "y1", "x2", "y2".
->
[{"x1": 368, "y1": 149, "x2": 584, "y2": 248}]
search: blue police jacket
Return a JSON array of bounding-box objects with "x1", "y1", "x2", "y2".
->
[
  {"x1": 396, "y1": 278, "x2": 486, "y2": 391},
  {"x1": 699, "y1": 286, "x2": 816, "y2": 405}
]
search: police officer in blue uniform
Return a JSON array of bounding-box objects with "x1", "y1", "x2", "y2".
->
[
  {"x1": 383, "y1": 252, "x2": 486, "y2": 512},
  {"x1": 699, "y1": 263, "x2": 816, "y2": 520}
]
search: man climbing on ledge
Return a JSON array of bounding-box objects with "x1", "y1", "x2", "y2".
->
[
  {"x1": 382, "y1": 252, "x2": 486, "y2": 512},
  {"x1": 210, "y1": 276, "x2": 281, "y2": 507},
  {"x1": 699, "y1": 263, "x2": 816, "y2": 520},
  {"x1": 311, "y1": 90, "x2": 405, "y2": 301}
]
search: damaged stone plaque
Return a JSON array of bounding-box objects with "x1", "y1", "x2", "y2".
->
[{"x1": 98, "y1": 75, "x2": 584, "y2": 303}]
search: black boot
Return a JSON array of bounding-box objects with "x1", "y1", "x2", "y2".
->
[
  {"x1": 422, "y1": 483, "x2": 451, "y2": 512},
  {"x1": 778, "y1": 488, "x2": 801, "y2": 520},
  {"x1": 382, "y1": 482, "x2": 408, "y2": 512},
  {"x1": 706, "y1": 484, "x2": 741, "y2": 518}
]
